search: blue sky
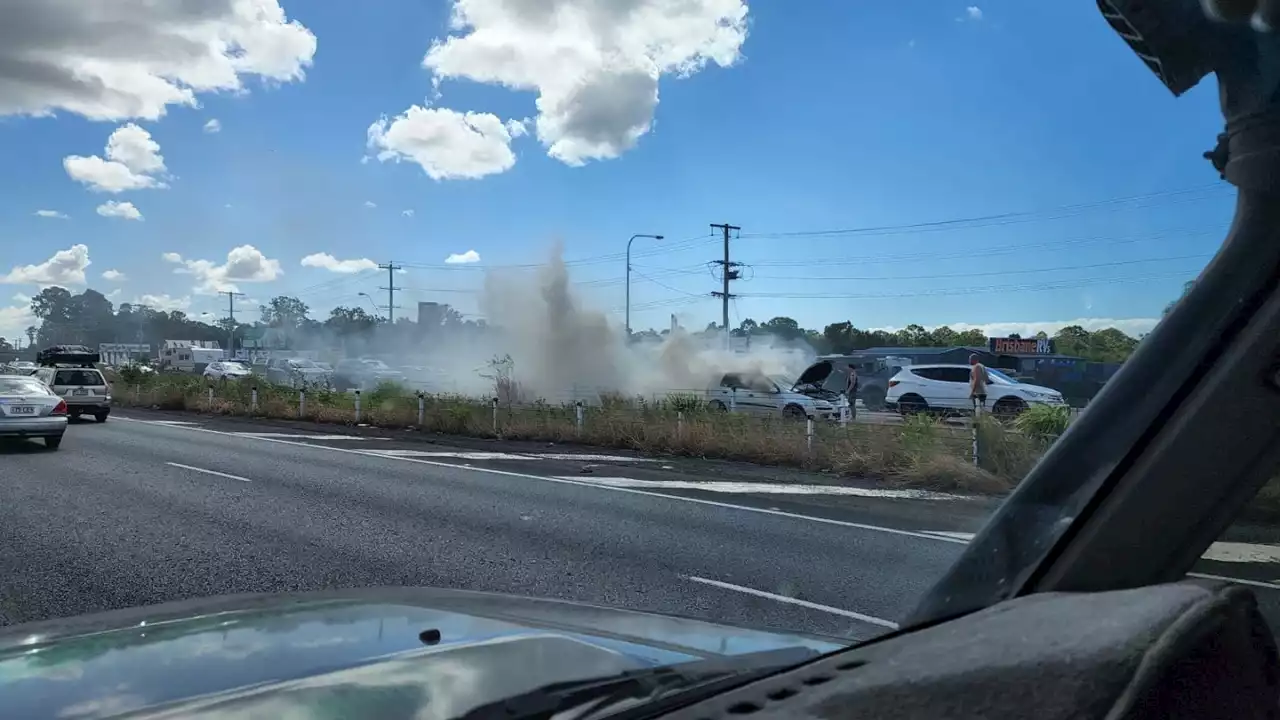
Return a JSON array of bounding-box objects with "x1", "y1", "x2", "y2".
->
[{"x1": 0, "y1": 0, "x2": 1232, "y2": 343}]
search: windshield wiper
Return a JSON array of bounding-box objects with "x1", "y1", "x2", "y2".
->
[{"x1": 457, "y1": 646, "x2": 819, "y2": 720}]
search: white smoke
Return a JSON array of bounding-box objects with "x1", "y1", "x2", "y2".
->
[{"x1": 412, "y1": 244, "x2": 817, "y2": 403}]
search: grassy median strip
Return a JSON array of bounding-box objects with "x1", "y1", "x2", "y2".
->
[{"x1": 108, "y1": 372, "x2": 1064, "y2": 495}]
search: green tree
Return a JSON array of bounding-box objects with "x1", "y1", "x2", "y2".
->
[
  {"x1": 1164, "y1": 280, "x2": 1196, "y2": 316},
  {"x1": 760, "y1": 316, "x2": 803, "y2": 341}
]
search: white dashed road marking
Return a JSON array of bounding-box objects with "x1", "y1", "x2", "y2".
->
[{"x1": 166, "y1": 462, "x2": 253, "y2": 483}]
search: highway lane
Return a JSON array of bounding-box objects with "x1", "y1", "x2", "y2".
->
[{"x1": 0, "y1": 416, "x2": 967, "y2": 642}]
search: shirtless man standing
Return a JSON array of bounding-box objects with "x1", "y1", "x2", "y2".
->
[{"x1": 969, "y1": 353, "x2": 988, "y2": 413}]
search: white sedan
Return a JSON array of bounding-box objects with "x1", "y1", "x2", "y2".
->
[{"x1": 203, "y1": 361, "x2": 254, "y2": 381}]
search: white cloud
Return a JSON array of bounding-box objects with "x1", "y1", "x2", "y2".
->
[
  {"x1": 35, "y1": 209, "x2": 68, "y2": 219},
  {"x1": 445, "y1": 249, "x2": 481, "y2": 264},
  {"x1": 363, "y1": 200, "x2": 377, "y2": 208},
  {"x1": 106, "y1": 288, "x2": 122, "y2": 300},
  {"x1": 876, "y1": 317, "x2": 1160, "y2": 340},
  {"x1": 64, "y1": 124, "x2": 167, "y2": 193},
  {"x1": 96, "y1": 200, "x2": 143, "y2": 221},
  {"x1": 132, "y1": 294, "x2": 190, "y2": 312},
  {"x1": 164, "y1": 245, "x2": 283, "y2": 294},
  {"x1": 402, "y1": 209, "x2": 415, "y2": 217},
  {"x1": 13, "y1": 293, "x2": 32, "y2": 305},
  {"x1": 0, "y1": 303, "x2": 34, "y2": 344},
  {"x1": 204, "y1": 119, "x2": 222, "y2": 133},
  {"x1": 367, "y1": 106, "x2": 517, "y2": 180},
  {"x1": 963, "y1": 6, "x2": 983, "y2": 20},
  {"x1": 102, "y1": 269, "x2": 126, "y2": 281},
  {"x1": 0, "y1": 1, "x2": 316, "y2": 122},
  {"x1": 300, "y1": 253, "x2": 378, "y2": 274},
  {"x1": 421, "y1": 0, "x2": 748, "y2": 166},
  {"x1": 1, "y1": 244, "x2": 90, "y2": 285}
]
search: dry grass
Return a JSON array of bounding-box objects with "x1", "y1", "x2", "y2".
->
[{"x1": 108, "y1": 373, "x2": 1058, "y2": 495}]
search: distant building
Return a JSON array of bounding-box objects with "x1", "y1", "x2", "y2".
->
[{"x1": 418, "y1": 302, "x2": 444, "y2": 328}]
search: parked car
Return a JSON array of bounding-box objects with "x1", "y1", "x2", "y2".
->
[
  {"x1": 332, "y1": 358, "x2": 406, "y2": 391},
  {"x1": 885, "y1": 363, "x2": 1065, "y2": 416},
  {"x1": 203, "y1": 361, "x2": 253, "y2": 381},
  {"x1": 0, "y1": 374, "x2": 67, "y2": 449},
  {"x1": 264, "y1": 357, "x2": 332, "y2": 389},
  {"x1": 705, "y1": 370, "x2": 847, "y2": 421}
]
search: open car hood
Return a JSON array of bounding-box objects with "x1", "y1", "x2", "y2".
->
[
  {"x1": 0, "y1": 587, "x2": 841, "y2": 720},
  {"x1": 792, "y1": 360, "x2": 850, "y2": 397}
]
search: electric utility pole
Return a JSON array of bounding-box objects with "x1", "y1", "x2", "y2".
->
[
  {"x1": 709, "y1": 223, "x2": 741, "y2": 346},
  {"x1": 220, "y1": 290, "x2": 246, "y2": 360},
  {"x1": 377, "y1": 262, "x2": 403, "y2": 323}
]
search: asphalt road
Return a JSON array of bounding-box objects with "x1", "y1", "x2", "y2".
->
[
  {"x1": 0, "y1": 412, "x2": 974, "y2": 643},
  {"x1": 4, "y1": 409, "x2": 1278, "y2": 645}
]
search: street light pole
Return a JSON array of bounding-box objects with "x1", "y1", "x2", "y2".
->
[{"x1": 625, "y1": 233, "x2": 664, "y2": 338}]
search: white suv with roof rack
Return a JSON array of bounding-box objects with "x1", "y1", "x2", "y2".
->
[{"x1": 885, "y1": 363, "x2": 1065, "y2": 416}]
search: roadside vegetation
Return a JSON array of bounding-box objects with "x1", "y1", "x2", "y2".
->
[{"x1": 107, "y1": 368, "x2": 1066, "y2": 495}]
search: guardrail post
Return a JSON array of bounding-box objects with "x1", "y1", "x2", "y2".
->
[
  {"x1": 299, "y1": 389, "x2": 306, "y2": 418},
  {"x1": 251, "y1": 386, "x2": 258, "y2": 413},
  {"x1": 677, "y1": 410, "x2": 684, "y2": 439},
  {"x1": 354, "y1": 389, "x2": 362, "y2": 424},
  {"x1": 491, "y1": 397, "x2": 498, "y2": 435},
  {"x1": 417, "y1": 391, "x2": 425, "y2": 426},
  {"x1": 806, "y1": 416, "x2": 814, "y2": 453},
  {"x1": 575, "y1": 400, "x2": 584, "y2": 435},
  {"x1": 729, "y1": 388, "x2": 737, "y2": 412}
]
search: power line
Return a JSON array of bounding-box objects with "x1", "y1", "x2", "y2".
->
[
  {"x1": 737, "y1": 252, "x2": 1213, "y2": 282},
  {"x1": 736, "y1": 269, "x2": 1199, "y2": 300},
  {"x1": 738, "y1": 184, "x2": 1231, "y2": 240}
]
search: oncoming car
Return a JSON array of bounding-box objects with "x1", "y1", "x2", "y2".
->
[
  {"x1": 885, "y1": 363, "x2": 1065, "y2": 416},
  {"x1": 0, "y1": 375, "x2": 68, "y2": 449}
]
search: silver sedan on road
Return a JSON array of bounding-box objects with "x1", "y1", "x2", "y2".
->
[{"x1": 0, "y1": 375, "x2": 68, "y2": 450}]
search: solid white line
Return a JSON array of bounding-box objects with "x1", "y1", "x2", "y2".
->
[
  {"x1": 165, "y1": 462, "x2": 252, "y2": 483},
  {"x1": 115, "y1": 416, "x2": 963, "y2": 543},
  {"x1": 686, "y1": 576, "x2": 899, "y2": 629},
  {"x1": 1188, "y1": 571, "x2": 1280, "y2": 590}
]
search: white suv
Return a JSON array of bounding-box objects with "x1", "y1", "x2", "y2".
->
[{"x1": 885, "y1": 364, "x2": 1065, "y2": 416}]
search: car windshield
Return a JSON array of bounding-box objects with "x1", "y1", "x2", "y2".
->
[
  {"x1": 7, "y1": 4, "x2": 1279, "y2": 717},
  {"x1": 986, "y1": 369, "x2": 1018, "y2": 385},
  {"x1": 0, "y1": 377, "x2": 49, "y2": 395}
]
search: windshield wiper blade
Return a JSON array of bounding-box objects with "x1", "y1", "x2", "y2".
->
[{"x1": 457, "y1": 646, "x2": 819, "y2": 720}]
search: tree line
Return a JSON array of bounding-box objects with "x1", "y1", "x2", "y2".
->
[{"x1": 2, "y1": 285, "x2": 1143, "y2": 365}]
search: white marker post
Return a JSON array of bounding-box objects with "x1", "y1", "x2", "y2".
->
[
  {"x1": 575, "y1": 400, "x2": 584, "y2": 436},
  {"x1": 417, "y1": 391, "x2": 425, "y2": 426},
  {"x1": 807, "y1": 416, "x2": 815, "y2": 453},
  {"x1": 299, "y1": 389, "x2": 306, "y2": 419},
  {"x1": 251, "y1": 386, "x2": 258, "y2": 414},
  {"x1": 491, "y1": 397, "x2": 498, "y2": 435},
  {"x1": 677, "y1": 410, "x2": 684, "y2": 439},
  {"x1": 207, "y1": 384, "x2": 214, "y2": 412}
]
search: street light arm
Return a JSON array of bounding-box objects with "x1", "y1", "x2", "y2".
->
[{"x1": 624, "y1": 233, "x2": 665, "y2": 337}]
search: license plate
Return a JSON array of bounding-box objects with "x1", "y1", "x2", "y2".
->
[
  {"x1": 8, "y1": 406, "x2": 35, "y2": 415},
  {"x1": 72, "y1": 388, "x2": 88, "y2": 396}
]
